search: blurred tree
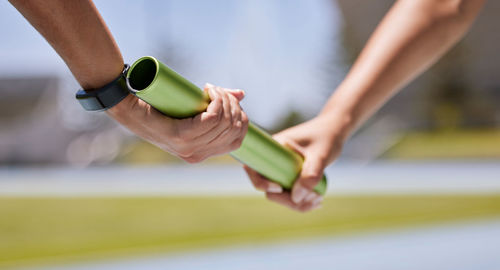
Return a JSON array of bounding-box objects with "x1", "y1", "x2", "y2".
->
[
  {"x1": 270, "y1": 109, "x2": 306, "y2": 134},
  {"x1": 428, "y1": 43, "x2": 497, "y2": 130}
]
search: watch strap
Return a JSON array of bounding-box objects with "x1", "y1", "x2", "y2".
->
[{"x1": 76, "y1": 64, "x2": 130, "y2": 111}]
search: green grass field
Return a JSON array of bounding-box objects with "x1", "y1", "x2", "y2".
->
[
  {"x1": 1, "y1": 195, "x2": 500, "y2": 268},
  {"x1": 385, "y1": 129, "x2": 500, "y2": 159}
]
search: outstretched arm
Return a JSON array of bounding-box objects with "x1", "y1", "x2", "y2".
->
[
  {"x1": 9, "y1": 0, "x2": 124, "y2": 90},
  {"x1": 321, "y1": 0, "x2": 485, "y2": 136},
  {"x1": 9, "y1": 0, "x2": 248, "y2": 163},
  {"x1": 245, "y1": 0, "x2": 485, "y2": 212}
]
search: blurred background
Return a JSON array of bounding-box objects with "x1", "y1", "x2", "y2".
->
[{"x1": 0, "y1": 0, "x2": 499, "y2": 269}]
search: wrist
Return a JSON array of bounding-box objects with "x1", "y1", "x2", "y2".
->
[
  {"x1": 317, "y1": 94, "x2": 357, "y2": 143},
  {"x1": 76, "y1": 64, "x2": 130, "y2": 112},
  {"x1": 78, "y1": 58, "x2": 125, "y2": 90},
  {"x1": 307, "y1": 111, "x2": 350, "y2": 165},
  {"x1": 318, "y1": 75, "x2": 375, "y2": 141},
  {"x1": 106, "y1": 93, "x2": 134, "y2": 119}
]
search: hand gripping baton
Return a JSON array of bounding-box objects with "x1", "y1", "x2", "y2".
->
[{"x1": 126, "y1": 56, "x2": 327, "y2": 195}]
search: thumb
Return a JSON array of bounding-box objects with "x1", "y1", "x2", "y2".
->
[{"x1": 291, "y1": 154, "x2": 325, "y2": 204}]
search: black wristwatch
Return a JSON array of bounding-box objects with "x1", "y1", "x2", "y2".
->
[{"x1": 75, "y1": 64, "x2": 130, "y2": 111}]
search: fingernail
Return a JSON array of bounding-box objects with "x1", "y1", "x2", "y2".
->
[
  {"x1": 312, "y1": 196, "x2": 323, "y2": 205},
  {"x1": 205, "y1": 83, "x2": 214, "y2": 88},
  {"x1": 304, "y1": 192, "x2": 317, "y2": 203},
  {"x1": 292, "y1": 184, "x2": 309, "y2": 204},
  {"x1": 267, "y1": 183, "x2": 283, "y2": 193}
]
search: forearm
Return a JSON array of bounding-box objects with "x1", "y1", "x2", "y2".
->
[
  {"x1": 320, "y1": 0, "x2": 484, "y2": 141},
  {"x1": 10, "y1": 1, "x2": 250, "y2": 163},
  {"x1": 9, "y1": 0, "x2": 124, "y2": 90}
]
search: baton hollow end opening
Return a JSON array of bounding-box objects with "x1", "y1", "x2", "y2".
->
[{"x1": 126, "y1": 56, "x2": 159, "y2": 93}]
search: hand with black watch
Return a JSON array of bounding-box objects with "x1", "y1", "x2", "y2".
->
[{"x1": 10, "y1": 0, "x2": 248, "y2": 163}]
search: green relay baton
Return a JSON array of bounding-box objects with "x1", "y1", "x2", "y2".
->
[{"x1": 125, "y1": 56, "x2": 327, "y2": 195}]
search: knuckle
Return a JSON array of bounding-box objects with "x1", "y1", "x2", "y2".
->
[
  {"x1": 208, "y1": 97, "x2": 221, "y2": 109},
  {"x1": 210, "y1": 91, "x2": 222, "y2": 100},
  {"x1": 231, "y1": 107, "x2": 239, "y2": 117},
  {"x1": 232, "y1": 119, "x2": 242, "y2": 129},
  {"x1": 209, "y1": 95, "x2": 220, "y2": 102},
  {"x1": 203, "y1": 112, "x2": 218, "y2": 123},
  {"x1": 241, "y1": 112, "x2": 249, "y2": 124},
  {"x1": 299, "y1": 177, "x2": 321, "y2": 190},
  {"x1": 215, "y1": 96, "x2": 224, "y2": 106},
  {"x1": 302, "y1": 170, "x2": 322, "y2": 181},
  {"x1": 227, "y1": 93, "x2": 235, "y2": 102}
]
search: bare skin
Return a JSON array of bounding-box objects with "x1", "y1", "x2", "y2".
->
[
  {"x1": 9, "y1": 0, "x2": 248, "y2": 163},
  {"x1": 9, "y1": 0, "x2": 486, "y2": 211},
  {"x1": 245, "y1": 0, "x2": 486, "y2": 212}
]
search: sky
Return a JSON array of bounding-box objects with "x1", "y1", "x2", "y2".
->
[{"x1": 0, "y1": 0, "x2": 345, "y2": 128}]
